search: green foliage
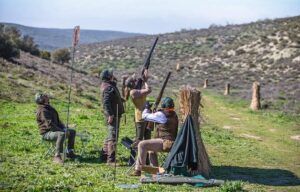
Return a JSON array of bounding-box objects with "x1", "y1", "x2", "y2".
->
[
  {"x1": 39, "y1": 50, "x2": 51, "y2": 60},
  {"x1": 51, "y1": 48, "x2": 71, "y2": 64},
  {"x1": 219, "y1": 181, "x2": 244, "y2": 192}
]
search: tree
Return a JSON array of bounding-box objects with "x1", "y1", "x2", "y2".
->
[
  {"x1": 0, "y1": 25, "x2": 20, "y2": 59},
  {"x1": 19, "y1": 35, "x2": 40, "y2": 56},
  {"x1": 51, "y1": 48, "x2": 71, "y2": 64}
]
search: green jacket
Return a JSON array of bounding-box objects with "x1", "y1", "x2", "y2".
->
[
  {"x1": 36, "y1": 104, "x2": 65, "y2": 135},
  {"x1": 100, "y1": 81, "x2": 124, "y2": 117}
]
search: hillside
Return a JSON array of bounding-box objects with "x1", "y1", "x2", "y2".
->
[
  {"x1": 76, "y1": 16, "x2": 300, "y2": 114},
  {"x1": 1, "y1": 23, "x2": 143, "y2": 51}
]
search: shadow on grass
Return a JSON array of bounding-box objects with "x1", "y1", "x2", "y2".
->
[{"x1": 212, "y1": 166, "x2": 300, "y2": 186}]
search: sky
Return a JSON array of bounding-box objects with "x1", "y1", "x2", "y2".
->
[{"x1": 0, "y1": 0, "x2": 299, "y2": 34}]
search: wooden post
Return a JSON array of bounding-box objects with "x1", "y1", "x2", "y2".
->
[
  {"x1": 203, "y1": 79, "x2": 208, "y2": 88},
  {"x1": 250, "y1": 81, "x2": 261, "y2": 110},
  {"x1": 179, "y1": 85, "x2": 211, "y2": 177},
  {"x1": 224, "y1": 83, "x2": 230, "y2": 95},
  {"x1": 176, "y1": 63, "x2": 181, "y2": 71}
]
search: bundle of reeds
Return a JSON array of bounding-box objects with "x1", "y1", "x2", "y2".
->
[{"x1": 179, "y1": 85, "x2": 211, "y2": 178}]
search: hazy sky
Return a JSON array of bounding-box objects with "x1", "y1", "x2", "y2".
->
[{"x1": 0, "y1": 0, "x2": 299, "y2": 34}]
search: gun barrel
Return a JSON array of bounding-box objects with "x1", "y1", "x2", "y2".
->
[
  {"x1": 153, "y1": 71, "x2": 171, "y2": 110},
  {"x1": 141, "y1": 36, "x2": 159, "y2": 74}
]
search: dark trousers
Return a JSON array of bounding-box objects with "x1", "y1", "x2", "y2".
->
[{"x1": 43, "y1": 129, "x2": 76, "y2": 155}]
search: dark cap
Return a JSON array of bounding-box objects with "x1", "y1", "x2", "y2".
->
[{"x1": 101, "y1": 69, "x2": 113, "y2": 80}]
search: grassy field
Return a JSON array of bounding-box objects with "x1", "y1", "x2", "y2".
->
[{"x1": 0, "y1": 90, "x2": 299, "y2": 191}]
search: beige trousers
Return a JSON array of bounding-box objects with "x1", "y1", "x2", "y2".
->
[{"x1": 135, "y1": 138, "x2": 164, "y2": 171}]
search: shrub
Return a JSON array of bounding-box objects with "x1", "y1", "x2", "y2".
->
[
  {"x1": 51, "y1": 48, "x2": 70, "y2": 64},
  {"x1": 39, "y1": 51, "x2": 51, "y2": 60}
]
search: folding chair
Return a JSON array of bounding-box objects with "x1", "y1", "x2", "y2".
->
[
  {"x1": 41, "y1": 138, "x2": 56, "y2": 158},
  {"x1": 121, "y1": 137, "x2": 137, "y2": 174},
  {"x1": 76, "y1": 131, "x2": 91, "y2": 156}
]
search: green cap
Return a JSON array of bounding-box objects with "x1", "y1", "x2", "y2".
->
[{"x1": 161, "y1": 97, "x2": 174, "y2": 108}]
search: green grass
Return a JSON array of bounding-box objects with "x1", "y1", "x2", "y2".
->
[{"x1": 0, "y1": 90, "x2": 299, "y2": 191}]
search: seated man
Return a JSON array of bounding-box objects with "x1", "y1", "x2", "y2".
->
[
  {"x1": 132, "y1": 97, "x2": 178, "y2": 176},
  {"x1": 35, "y1": 93, "x2": 77, "y2": 164}
]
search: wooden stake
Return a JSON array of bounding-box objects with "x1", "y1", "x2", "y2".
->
[
  {"x1": 224, "y1": 83, "x2": 230, "y2": 95},
  {"x1": 250, "y1": 81, "x2": 261, "y2": 110},
  {"x1": 203, "y1": 79, "x2": 208, "y2": 88}
]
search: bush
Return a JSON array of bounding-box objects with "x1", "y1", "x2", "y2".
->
[
  {"x1": 39, "y1": 51, "x2": 51, "y2": 60},
  {"x1": 51, "y1": 48, "x2": 70, "y2": 64}
]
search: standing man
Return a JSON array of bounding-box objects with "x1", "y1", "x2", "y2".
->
[
  {"x1": 35, "y1": 93, "x2": 77, "y2": 164},
  {"x1": 100, "y1": 69, "x2": 124, "y2": 165},
  {"x1": 125, "y1": 70, "x2": 152, "y2": 145},
  {"x1": 132, "y1": 97, "x2": 178, "y2": 176}
]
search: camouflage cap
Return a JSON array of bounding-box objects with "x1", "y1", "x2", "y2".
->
[
  {"x1": 35, "y1": 93, "x2": 47, "y2": 104},
  {"x1": 161, "y1": 97, "x2": 174, "y2": 109}
]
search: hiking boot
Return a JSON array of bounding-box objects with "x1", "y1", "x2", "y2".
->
[
  {"x1": 99, "y1": 149, "x2": 107, "y2": 162},
  {"x1": 130, "y1": 170, "x2": 141, "y2": 177},
  {"x1": 66, "y1": 151, "x2": 79, "y2": 159},
  {"x1": 53, "y1": 156, "x2": 63, "y2": 164}
]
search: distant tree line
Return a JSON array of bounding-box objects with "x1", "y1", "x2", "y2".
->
[{"x1": 0, "y1": 24, "x2": 70, "y2": 64}]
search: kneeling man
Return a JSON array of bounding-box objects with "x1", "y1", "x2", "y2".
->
[
  {"x1": 132, "y1": 97, "x2": 178, "y2": 176},
  {"x1": 35, "y1": 93, "x2": 77, "y2": 164}
]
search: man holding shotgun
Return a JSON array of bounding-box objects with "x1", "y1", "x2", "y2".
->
[
  {"x1": 100, "y1": 69, "x2": 124, "y2": 166},
  {"x1": 125, "y1": 70, "x2": 152, "y2": 144}
]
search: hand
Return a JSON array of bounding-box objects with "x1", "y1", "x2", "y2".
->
[
  {"x1": 145, "y1": 101, "x2": 152, "y2": 110},
  {"x1": 108, "y1": 116, "x2": 114, "y2": 124},
  {"x1": 143, "y1": 69, "x2": 149, "y2": 82}
]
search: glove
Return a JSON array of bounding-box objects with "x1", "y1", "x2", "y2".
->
[{"x1": 145, "y1": 101, "x2": 152, "y2": 110}]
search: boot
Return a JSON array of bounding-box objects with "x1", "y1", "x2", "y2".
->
[
  {"x1": 99, "y1": 148, "x2": 107, "y2": 162},
  {"x1": 67, "y1": 151, "x2": 79, "y2": 159},
  {"x1": 107, "y1": 141, "x2": 116, "y2": 163},
  {"x1": 53, "y1": 155, "x2": 63, "y2": 164}
]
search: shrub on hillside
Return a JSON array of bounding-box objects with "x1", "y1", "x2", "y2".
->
[
  {"x1": 51, "y1": 48, "x2": 70, "y2": 64},
  {"x1": 39, "y1": 50, "x2": 51, "y2": 60}
]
